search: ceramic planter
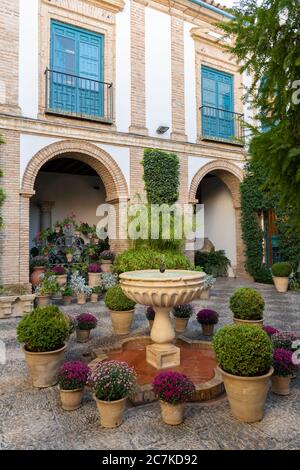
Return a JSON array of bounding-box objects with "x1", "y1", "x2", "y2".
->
[
  {"x1": 94, "y1": 396, "x2": 127, "y2": 428},
  {"x1": 66, "y1": 253, "x2": 73, "y2": 263},
  {"x1": 174, "y1": 317, "x2": 189, "y2": 333},
  {"x1": 88, "y1": 272, "x2": 101, "y2": 288},
  {"x1": 233, "y1": 318, "x2": 264, "y2": 328},
  {"x1": 77, "y1": 293, "x2": 86, "y2": 305},
  {"x1": 59, "y1": 387, "x2": 84, "y2": 411},
  {"x1": 160, "y1": 401, "x2": 184, "y2": 425},
  {"x1": 76, "y1": 329, "x2": 91, "y2": 343},
  {"x1": 101, "y1": 260, "x2": 113, "y2": 273},
  {"x1": 36, "y1": 295, "x2": 50, "y2": 307},
  {"x1": 23, "y1": 344, "x2": 66, "y2": 388},
  {"x1": 62, "y1": 296, "x2": 72, "y2": 306},
  {"x1": 201, "y1": 323, "x2": 215, "y2": 336},
  {"x1": 200, "y1": 287, "x2": 211, "y2": 300},
  {"x1": 91, "y1": 293, "x2": 98, "y2": 303},
  {"x1": 56, "y1": 274, "x2": 67, "y2": 286},
  {"x1": 218, "y1": 366, "x2": 273, "y2": 422},
  {"x1": 273, "y1": 277, "x2": 289, "y2": 293},
  {"x1": 109, "y1": 309, "x2": 134, "y2": 335},
  {"x1": 271, "y1": 375, "x2": 291, "y2": 395},
  {"x1": 31, "y1": 266, "x2": 45, "y2": 288}
]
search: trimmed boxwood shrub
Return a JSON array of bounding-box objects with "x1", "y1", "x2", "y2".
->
[
  {"x1": 113, "y1": 248, "x2": 192, "y2": 274},
  {"x1": 213, "y1": 324, "x2": 273, "y2": 377},
  {"x1": 229, "y1": 287, "x2": 265, "y2": 320},
  {"x1": 104, "y1": 285, "x2": 136, "y2": 311},
  {"x1": 17, "y1": 305, "x2": 69, "y2": 352},
  {"x1": 271, "y1": 262, "x2": 292, "y2": 277}
]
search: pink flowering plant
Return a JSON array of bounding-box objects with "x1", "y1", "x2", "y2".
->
[
  {"x1": 273, "y1": 348, "x2": 300, "y2": 377},
  {"x1": 272, "y1": 331, "x2": 299, "y2": 351},
  {"x1": 57, "y1": 361, "x2": 90, "y2": 390},
  {"x1": 88, "y1": 360, "x2": 136, "y2": 401},
  {"x1": 152, "y1": 371, "x2": 195, "y2": 405},
  {"x1": 88, "y1": 263, "x2": 102, "y2": 273},
  {"x1": 263, "y1": 325, "x2": 279, "y2": 337},
  {"x1": 76, "y1": 313, "x2": 98, "y2": 331},
  {"x1": 52, "y1": 265, "x2": 66, "y2": 275},
  {"x1": 100, "y1": 250, "x2": 114, "y2": 261},
  {"x1": 197, "y1": 309, "x2": 219, "y2": 325}
]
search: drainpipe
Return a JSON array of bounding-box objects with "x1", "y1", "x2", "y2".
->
[{"x1": 189, "y1": 0, "x2": 235, "y2": 19}]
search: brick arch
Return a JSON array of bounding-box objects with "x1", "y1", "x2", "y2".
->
[
  {"x1": 189, "y1": 160, "x2": 244, "y2": 208},
  {"x1": 21, "y1": 140, "x2": 129, "y2": 202}
]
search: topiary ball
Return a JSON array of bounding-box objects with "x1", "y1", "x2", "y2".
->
[
  {"x1": 271, "y1": 262, "x2": 292, "y2": 278},
  {"x1": 104, "y1": 285, "x2": 136, "y2": 311},
  {"x1": 229, "y1": 287, "x2": 265, "y2": 320},
  {"x1": 213, "y1": 324, "x2": 273, "y2": 377}
]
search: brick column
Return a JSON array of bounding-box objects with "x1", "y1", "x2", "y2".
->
[
  {"x1": 19, "y1": 191, "x2": 34, "y2": 286},
  {"x1": 170, "y1": 14, "x2": 187, "y2": 141},
  {"x1": 129, "y1": 147, "x2": 146, "y2": 202},
  {"x1": 129, "y1": 0, "x2": 148, "y2": 135}
]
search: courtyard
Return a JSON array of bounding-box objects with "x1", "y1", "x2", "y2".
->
[{"x1": 1, "y1": 278, "x2": 299, "y2": 451}]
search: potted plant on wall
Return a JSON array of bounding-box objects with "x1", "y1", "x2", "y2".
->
[
  {"x1": 54, "y1": 222, "x2": 61, "y2": 234},
  {"x1": 64, "y1": 247, "x2": 75, "y2": 263},
  {"x1": 104, "y1": 285, "x2": 136, "y2": 335},
  {"x1": 213, "y1": 324, "x2": 273, "y2": 422},
  {"x1": 271, "y1": 262, "x2": 293, "y2": 293},
  {"x1": 52, "y1": 265, "x2": 67, "y2": 286},
  {"x1": 88, "y1": 263, "x2": 102, "y2": 288},
  {"x1": 57, "y1": 361, "x2": 90, "y2": 411},
  {"x1": 70, "y1": 271, "x2": 92, "y2": 305},
  {"x1": 172, "y1": 304, "x2": 193, "y2": 333},
  {"x1": 271, "y1": 348, "x2": 299, "y2": 396},
  {"x1": 230, "y1": 287, "x2": 265, "y2": 327},
  {"x1": 146, "y1": 306, "x2": 155, "y2": 330},
  {"x1": 200, "y1": 275, "x2": 216, "y2": 300},
  {"x1": 152, "y1": 371, "x2": 195, "y2": 425},
  {"x1": 88, "y1": 360, "x2": 136, "y2": 428},
  {"x1": 62, "y1": 286, "x2": 73, "y2": 306},
  {"x1": 75, "y1": 312, "x2": 98, "y2": 343},
  {"x1": 35, "y1": 274, "x2": 60, "y2": 307},
  {"x1": 17, "y1": 305, "x2": 69, "y2": 388},
  {"x1": 91, "y1": 285, "x2": 103, "y2": 303},
  {"x1": 100, "y1": 250, "x2": 114, "y2": 273},
  {"x1": 30, "y1": 256, "x2": 48, "y2": 288},
  {"x1": 197, "y1": 309, "x2": 219, "y2": 336}
]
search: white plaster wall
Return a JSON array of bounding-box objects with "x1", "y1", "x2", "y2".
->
[
  {"x1": 201, "y1": 176, "x2": 236, "y2": 266},
  {"x1": 188, "y1": 156, "x2": 214, "y2": 187},
  {"x1": 145, "y1": 8, "x2": 172, "y2": 138},
  {"x1": 115, "y1": 0, "x2": 131, "y2": 132},
  {"x1": 19, "y1": 0, "x2": 39, "y2": 118},
  {"x1": 184, "y1": 22, "x2": 197, "y2": 143},
  {"x1": 95, "y1": 144, "x2": 130, "y2": 191}
]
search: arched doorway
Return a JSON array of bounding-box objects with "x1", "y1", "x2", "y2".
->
[
  {"x1": 20, "y1": 140, "x2": 129, "y2": 285},
  {"x1": 189, "y1": 160, "x2": 246, "y2": 278}
]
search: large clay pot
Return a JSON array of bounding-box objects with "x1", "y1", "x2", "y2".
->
[
  {"x1": 271, "y1": 375, "x2": 291, "y2": 395},
  {"x1": 23, "y1": 344, "x2": 66, "y2": 388},
  {"x1": 273, "y1": 277, "x2": 289, "y2": 293},
  {"x1": 77, "y1": 293, "x2": 86, "y2": 305},
  {"x1": 101, "y1": 260, "x2": 113, "y2": 273},
  {"x1": 160, "y1": 401, "x2": 184, "y2": 425},
  {"x1": 200, "y1": 288, "x2": 211, "y2": 300},
  {"x1": 76, "y1": 329, "x2": 91, "y2": 343},
  {"x1": 174, "y1": 317, "x2": 189, "y2": 333},
  {"x1": 233, "y1": 318, "x2": 264, "y2": 328},
  {"x1": 31, "y1": 266, "x2": 45, "y2": 288},
  {"x1": 59, "y1": 387, "x2": 84, "y2": 411},
  {"x1": 94, "y1": 396, "x2": 127, "y2": 428},
  {"x1": 201, "y1": 323, "x2": 215, "y2": 336},
  {"x1": 56, "y1": 274, "x2": 67, "y2": 286},
  {"x1": 36, "y1": 295, "x2": 50, "y2": 307},
  {"x1": 109, "y1": 309, "x2": 134, "y2": 335},
  {"x1": 218, "y1": 366, "x2": 273, "y2": 423},
  {"x1": 88, "y1": 273, "x2": 101, "y2": 288}
]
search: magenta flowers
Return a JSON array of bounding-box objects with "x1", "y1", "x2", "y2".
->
[
  {"x1": 76, "y1": 313, "x2": 98, "y2": 331},
  {"x1": 273, "y1": 348, "x2": 299, "y2": 377},
  {"x1": 196, "y1": 309, "x2": 219, "y2": 325},
  {"x1": 52, "y1": 265, "x2": 66, "y2": 275},
  {"x1": 263, "y1": 325, "x2": 279, "y2": 337},
  {"x1": 152, "y1": 371, "x2": 195, "y2": 405},
  {"x1": 57, "y1": 361, "x2": 90, "y2": 390},
  {"x1": 88, "y1": 360, "x2": 136, "y2": 401},
  {"x1": 88, "y1": 263, "x2": 102, "y2": 273}
]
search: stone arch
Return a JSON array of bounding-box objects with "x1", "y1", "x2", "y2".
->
[{"x1": 21, "y1": 140, "x2": 129, "y2": 202}]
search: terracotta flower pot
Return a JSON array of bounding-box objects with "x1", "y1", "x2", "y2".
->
[
  {"x1": 76, "y1": 329, "x2": 91, "y2": 343},
  {"x1": 55, "y1": 226, "x2": 60, "y2": 234},
  {"x1": 218, "y1": 366, "x2": 273, "y2": 423},
  {"x1": 160, "y1": 401, "x2": 184, "y2": 425},
  {"x1": 94, "y1": 396, "x2": 127, "y2": 428},
  {"x1": 109, "y1": 309, "x2": 134, "y2": 335},
  {"x1": 56, "y1": 274, "x2": 67, "y2": 286},
  {"x1": 233, "y1": 318, "x2": 264, "y2": 328},
  {"x1": 101, "y1": 260, "x2": 113, "y2": 273},
  {"x1": 77, "y1": 293, "x2": 86, "y2": 305},
  {"x1": 59, "y1": 387, "x2": 84, "y2": 411},
  {"x1": 36, "y1": 295, "x2": 50, "y2": 307},
  {"x1": 31, "y1": 266, "x2": 45, "y2": 288},
  {"x1": 66, "y1": 253, "x2": 73, "y2": 263},
  {"x1": 88, "y1": 272, "x2": 101, "y2": 288},
  {"x1": 174, "y1": 317, "x2": 189, "y2": 333},
  {"x1": 273, "y1": 277, "x2": 289, "y2": 293},
  {"x1": 271, "y1": 375, "x2": 291, "y2": 395},
  {"x1": 200, "y1": 288, "x2": 211, "y2": 300},
  {"x1": 91, "y1": 293, "x2": 98, "y2": 303},
  {"x1": 23, "y1": 344, "x2": 66, "y2": 388},
  {"x1": 201, "y1": 323, "x2": 215, "y2": 336},
  {"x1": 62, "y1": 296, "x2": 72, "y2": 306}
]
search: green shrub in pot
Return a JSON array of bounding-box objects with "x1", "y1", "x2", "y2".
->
[
  {"x1": 271, "y1": 262, "x2": 292, "y2": 278},
  {"x1": 229, "y1": 287, "x2": 265, "y2": 321},
  {"x1": 105, "y1": 285, "x2": 136, "y2": 335}
]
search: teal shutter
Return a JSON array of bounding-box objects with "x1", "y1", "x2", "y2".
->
[{"x1": 201, "y1": 66, "x2": 234, "y2": 140}]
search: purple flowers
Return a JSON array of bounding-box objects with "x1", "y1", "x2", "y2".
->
[
  {"x1": 88, "y1": 263, "x2": 102, "y2": 273},
  {"x1": 152, "y1": 371, "x2": 195, "y2": 405},
  {"x1": 263, "y1": 325, "x2": 279, "y2": 337},
  {"x1": 146, "y1": 307, "x2": 155, "y2": 321},
  {"x1": 273, "y1": 348, "x2": 299, "y2": 377},
  {"x1": 272, "y1": 331, "x2": 299, "y2": 350},
  {"x1": 52, "y1": 265, "x2": 66, "y2": 275},
  {"x1": 57, "y1": 361, "x2": 90, "y2": 390},
  {"x1": 100, "y1": 250, "x2": 114, "y2": 261},
  {"x1": 76, "y1": 313, "x2": 98, "y2": 331},
  {"x1": 196, "y1": 309, "x2": 219, "y2": 325},
  {"x1": 88, "y1": 360, "x2": 136, "y2": 401}
]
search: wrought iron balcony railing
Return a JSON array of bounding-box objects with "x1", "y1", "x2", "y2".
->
[
  {"x1": 45, "y1": 68, "x2": 113, "y2": 123},
  {"x1": 200, "y1": 105, "x2": 245, "y2": 145}
]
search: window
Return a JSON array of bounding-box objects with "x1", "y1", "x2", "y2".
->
[{"x1": 48, "y1": 21, "x2": 104, "y2": 118}]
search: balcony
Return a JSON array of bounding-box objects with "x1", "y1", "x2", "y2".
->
[
  {"x1": 45, "y1": 68, "x2": 113, "y2": 123},
  {"x1": 200, "y1": 106, "x2": 245, "y2": 145}
]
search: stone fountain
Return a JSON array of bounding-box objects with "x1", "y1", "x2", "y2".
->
[{"x1": 119, "y1": 269, "x2": 206, "y2": 369}]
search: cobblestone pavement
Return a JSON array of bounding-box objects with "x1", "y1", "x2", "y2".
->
[{"x1": 0, "y1": 278, "x2": 299, "y2": 450}]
